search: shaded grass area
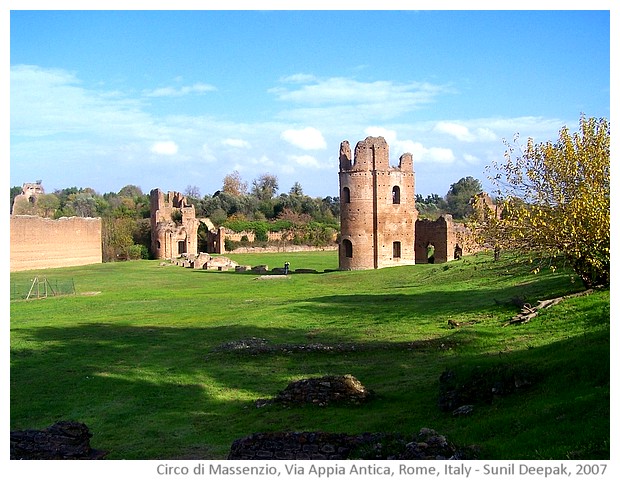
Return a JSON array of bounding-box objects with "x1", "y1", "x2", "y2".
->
[{"x1": 10, "y1": 252, "x2": 609, "y2": 459}]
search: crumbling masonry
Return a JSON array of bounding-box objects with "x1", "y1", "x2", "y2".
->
[
  {"x1": 338, "y1": 136, "x2": 480, "y2": 270},
  {"x1": 150, "y1": 189, "x2": 200, "y2": 260},
  {"x1": 338, "y1": 136, "x2": 417, "y2": 270},
  {"x1": 150, "y1": 188, "x2": 226, "y2": 260},
  {"x1": 149, "y1": 137, "x2": 483, "y2": 267}
]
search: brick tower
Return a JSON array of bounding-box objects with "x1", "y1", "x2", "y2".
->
[
  {"x1": 150, "y1": 189, "x2": 199, "y2": 260},
  {"x1": 338, "y1": 136, "x2": 418, "y2": 270}
]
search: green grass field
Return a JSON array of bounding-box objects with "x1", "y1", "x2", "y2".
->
[{"x1": 10, "y1": 251, "x2": 609, "y2": 459}]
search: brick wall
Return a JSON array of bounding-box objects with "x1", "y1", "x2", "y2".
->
[{"x1": 10, "y1": 215, "x2": 102, "y2": 272}]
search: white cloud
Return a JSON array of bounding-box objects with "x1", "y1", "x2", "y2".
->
[
  {"x1": 476, "y1": 116, "x2": 569, "y2": 144},
  {"x1": 289, "y1": 155, "x2": 322, "y2": 169},
  {"x1": 250, "y1": 155, "x2": 275, "y2": 167},
  {"x1": 10, "y1": 64, "x2": 151, "y2": 137},
  {"x1": 272, "y1": 76, "x2": 451, "y2": 123},
  {"x1": 150, "y1": 141, "x2": 179, "y2": 155},
  {"x1": 222, "y1": 138, "x2": 251, "y2": 149},
  {"x1": 463, "y1": 153, "x2": 481, "y2": 164},
  {"x1": 428, "y1": 148, "x2": 456, "y2": 163},
  {"x1": 434, "y1": 121, "x2": 501, "y2": 143},
  {"x1": 434, "y1": 121, "x2": 476, "y2": 142},
  {"x1": 394, "y1": 139, "x2": 422, "y2": 155},
  {"x1": 407, "y1": 142, "x2": 455, "y2": 164},
  {"x1": 474, "y1": 127, "x2": 498, "y2": 142},
  {"x1": 281, "y1": 127, "x2": 327, "y2": 150},
  {"x1": 279, "y1": 73, "x2": 318, "y2": 84},
  {"x1": 143, "y1": 83, "x2": 217, "y2": 97},
  {"x1": 362, "y1": 127, "x2": 455, "y2": 165},
  {"x1": 274, "y1": 77, "x2": 444, "y2": 106}
]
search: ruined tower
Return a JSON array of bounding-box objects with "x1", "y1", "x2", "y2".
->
[
  {"x1": 150, "y1": 189, "x2": 199, "y2": 260},
  {"x1": 11, "y1": 181, "x2": 46, "y2": 215},
  {"x1": 338, "y1": 136, "x2": 418, "y2": 270}
]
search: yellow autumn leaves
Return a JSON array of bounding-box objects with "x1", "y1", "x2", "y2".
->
[{"x1": 481, "y1": 116, "x2": 610, "y2": 287}]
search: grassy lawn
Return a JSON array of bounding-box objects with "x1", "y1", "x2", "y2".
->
[{"x1": 10, "y1": 251, "x2": 609, "y2": 459}]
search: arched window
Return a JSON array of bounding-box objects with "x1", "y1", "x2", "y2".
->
[
  {"x1": 392, "y1": 186, "x2": 400, "y2": 204},
  {"x1": 343, "y1": 187, "x2": 351, "y2": 204},
  {"x1": 343, "y1": 239, "x2": 353, "y2": 258}
]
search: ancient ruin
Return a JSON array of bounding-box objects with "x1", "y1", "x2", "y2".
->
[
  {"x1": 149, "y1": 140, "x2": 485, "y2": 270},
  {"x1": 149, "y1": 188, "x2": 226, "y2": 260},
  {"x1": 10, "y1": 421, "x2": 107, "y2": 460},
  {"x1": 150, "y1": 189, "x2": 200, "y2": 259},
  {"x1": 338, "y1": 136, "x2": 482, "y2": 270},
  {"x1": 11, "y1": 181, "x2": 45, "y2": 215},
  {"x1": 228, "y1": 428, "x2": 473, "y2": 460},
  {"x1": 415, "y1": 214, "x2": 479, "y2": 264},
  {"x1": 10, "y1": 183, "x2": 102, "y2": 272},
  {"x1": 255, "y1": 374, "x2": 373, "y2": 408},
  {"x1": 338, "y1": 136, "x2": 417, "y2": 270},
  {"x1": 11, "y1": 141, "x2": 488, "y2": 273}
]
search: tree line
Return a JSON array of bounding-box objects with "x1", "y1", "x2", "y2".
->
[{"x1": 10, "y1": 170, "x2": 483, "y2": 262}]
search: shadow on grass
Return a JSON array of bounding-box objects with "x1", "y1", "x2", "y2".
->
[
  {"x1": 11, "y1": 298, "x2": 609, "y2": 459},
  {"x1": 10, "y1": 269, "x2": 606, "y2": 459},
  {"x1": 285, "y1": 283, "x2": 587, "y2": 327}
]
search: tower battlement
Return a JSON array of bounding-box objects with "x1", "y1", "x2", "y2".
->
[{"x1": 339, "y1": 136, "x2": 413, "y2": 173}]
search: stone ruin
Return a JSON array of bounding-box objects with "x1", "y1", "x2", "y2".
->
[
  {"x1": 9, "y1": 368, "x2": 509, "y2": 460},
  {"x1": 228, "y1": 428, "x2": 474, "y2": 460},
  {"x1": 255, "y1": 374, "x2": 374, "y2": 408},
  {"x1": 438, "y1": 364, "x2": 536, "y2": 415},
  {"x1": 228, "y1": 374, "x2": 478, "y2": 460},
  {"x1": 338, "y1": 136, "x2": 492, "y2": 270},
  {"x1": 170, "y1": 252, "x2": 239, "y2": 270},
  {"x1": 149, "y1": 139, "x2": 497, "y2": 271},
  {"x1": 10, "y1": 421, "x2": 107, "y2": 460},
  {"x1": 150, "y1": 188, "x2": 201, "y2": 259},
  {"x1": 11, "y1": 181, "x2": 46, "y2": 215},
  {"x1": 415, "y1": 214, "x2": 482, "y2": 263},
  {"x1": 166, "y1": 255, "x2": 300, "y2": 276},
  {"x1": 339, "y1": 136, "x2": 417, "y2": 270}
]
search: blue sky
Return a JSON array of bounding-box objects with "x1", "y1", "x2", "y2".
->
[{"x1": 8, "y1": 6, "x2": 611, "y2": 200}]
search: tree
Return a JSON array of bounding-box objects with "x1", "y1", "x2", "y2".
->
[
  {"x1": 36, "y1": 193, "x2": 60, "y2": 218},
  {"x1": 53, "y1": 187, "x2": 82, "y2": 217},
  {"x1": 321, "y1": 196, "x2": 340, "y2": 220},
  {"x1": 184, "y1": 185, "x2": 201, "y2": 200},
  {"x1": 445, "y1": 176, "x2": 482, "y2": 219},
  {"x1": 101, "y1": 216, "x2": 135, "y2": 261},
  {"x1": 289, "y1": 182, "x2": 304, "y2": 196},
  {"x1": 118, "y1": 184, "x2": 143, "y2": 198},
  {"x1": 222, "y1": 170, "x2": 248, "y2": 196},
  {"x1": 251, "y1": 173, "x2": 279, "y2": 202},
  {"x1": 68, "y1": 192, "x2": 98, "y2": 217},
  {"x1": 416, "y1": 193, "x2": 449, "y2": 219},
  {"x1": 10, "y1": 186, "x2": 22, "y2": 214},
  {"x1": 484, "y1": 115, "x2": 610, "y2": 287}
]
